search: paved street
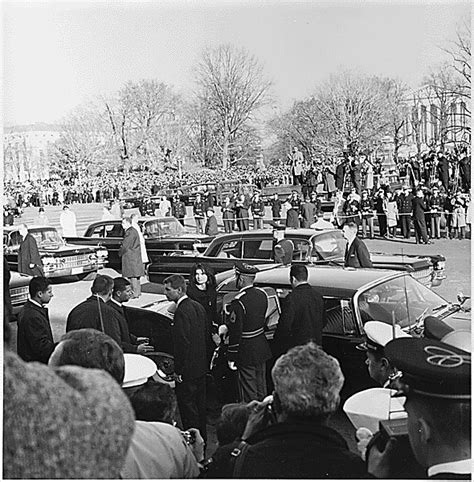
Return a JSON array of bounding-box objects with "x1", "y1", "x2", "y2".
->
[{"x1": 9, "y1": 202, "x2": 471, "y2": 455}]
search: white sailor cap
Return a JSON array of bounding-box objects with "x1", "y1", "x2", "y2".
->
[
  {"x1": 122, "y1": 354, "x2": 157, "y2": 388},
  {"x1": 357, "y1": 321, "x2": 411, "y2": 353}
]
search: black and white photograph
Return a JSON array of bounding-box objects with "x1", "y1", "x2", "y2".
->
[{"x1": 3, "y1": 0, "x2": 471, "y2": 479}]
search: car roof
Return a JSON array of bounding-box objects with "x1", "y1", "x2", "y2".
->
[
  {"x1": 254, "y1": 265, "x2": 400, "y2": 298},
  {"x1": 212, "y1": 228, "x2": 333, "y2": 240},
  {"x1": 4, "y1": 225, "x2": 56, "y2": 232}
]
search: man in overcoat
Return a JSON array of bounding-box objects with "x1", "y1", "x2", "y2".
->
[
  {"x1": 342, "y1": 222, "x2": 373, "y2": 268},
  {"x1": 18, "y1": 224, "x2": 44, "y2": 276},
  {"x1": 119, "y1": 216, "x2": 144, "y2": 298},
  {"x1": 163, "y1": 274, "x2": 210, "y2": 442}
]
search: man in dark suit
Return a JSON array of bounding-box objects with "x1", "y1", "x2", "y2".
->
[
  {"x1": 66, "y1": 274, "x2": 121, "y2": 346},
  {"x1": 342, "y1": 222, "x2": 373, "y2": 268},
  {"x1": 204, "y1": 208, "x2": 219, "y2": 236},
  {"x1": 274, "y1": 264, "x2": 325, "y2": 354},
  {"x1": 17, "y1": 276, "x2": 55, "y2": 363},
  {"x1": 17, "y1": 224, "x2": 44, "y2": 276},
  {"x1": 107, "y1": 277, "x2": 154, "y2": 354},
  {"x1": 164, "y1": 274, "x2": 209, "y2": 442},
  {"x1": 119, "y1": 217, "x2": 144, "y2": 298},
  {"x1": 412, "y1": 189, "x2": 430, "y2": 244},
  {"x1": 223, "y1": 262, "x2": 272, "y2": 403}
]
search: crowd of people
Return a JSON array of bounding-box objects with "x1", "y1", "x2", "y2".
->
[{"x1": 5, "y1": 260, "x2": 471, "y2": 478}]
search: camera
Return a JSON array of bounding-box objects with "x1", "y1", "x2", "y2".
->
[{"x1": 181, "y1": 430, "x2": 196, "y2": 445}]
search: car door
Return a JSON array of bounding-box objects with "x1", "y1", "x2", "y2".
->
[
  {"x1": 99, "y1": 222, "x2": 124, "y2": 270},
  {"x1": 322, "y1": 297, "x2": 374, "y2": 396}
]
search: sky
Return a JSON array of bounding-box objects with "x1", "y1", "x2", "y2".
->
[{"x1": 2, "y1": 0, "x2": 470, "y2": 126}]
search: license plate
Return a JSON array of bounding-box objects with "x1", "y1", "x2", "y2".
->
[{"x1": 71, "y1": 267, "x2": 83, "y2": 275}]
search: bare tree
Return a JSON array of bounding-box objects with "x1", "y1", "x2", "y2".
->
[{"x1": 195, "y1": 44, "x2": 272, "y2": 168}]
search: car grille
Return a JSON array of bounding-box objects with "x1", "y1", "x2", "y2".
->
[
  {"x1": 61, "y1": 254, "x2": 93, "y2": 268},
  {"x1": 412, "y1": 268, "x2": 432, "y2": 284},
  {"x1": 10, "y1": 286, "x2": 29, "y2": 307}
]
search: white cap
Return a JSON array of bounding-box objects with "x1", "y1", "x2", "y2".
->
[
  {"x1": 362, "y1": 321, "x2": 411, "y2": 351},
  {"x1": 122, "y1": 354, "x2": 157, "y2": 388}
]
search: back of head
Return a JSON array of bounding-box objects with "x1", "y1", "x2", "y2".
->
[
  {"x1": 4, "y1": 349, "x2": 134, "y2": 479},
  {"x1": 91, "y1": 274, "x2": 114, "y2": 296},
  {"x1": 272, "y1": 342, "x2": 344, "y2": 420},
  {"x1": 128, "y1": 380, "x2": 178, "y2": 424},
  {"x1": 52, "y1": 329, "x2": 125, "y2": 384},
  {"x1": 163, "y1": 274, "x2": 186, "y2": 290},
  {"x1": 216, "y1": 403, "x2": 250, "y2": 446},
  {"x1": 290, "y1": 264, "x2": 308, "y2": 283},
  {"x1": 113, "y1": 276, "x2": 131, "y2": 295}
]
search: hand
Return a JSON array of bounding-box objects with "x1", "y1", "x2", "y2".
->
[
  {"x1": 227, "y1": 361, "x2": 237, "y2": 371},
  {"x1": 241, "y1": 398, "x2": 276, "y2": 441},
  {"x1": 187, "y1": 428, "x2": 205, "y2": 462},
  {"x1": 212, "y1": 333, "x2": 221, "y2": 346},
  {"x1": 218, "y1": 325, "x2": 228, "y2": 337},
  {"x1": 355, "y1": 427, "x2": 373, "y2": 460},
  {"x1": 367, "y1": 437, "x2": 397, "y2": 479},
  {"x1": 137, "y1": 343, "x2": 154, "y2": 354}
]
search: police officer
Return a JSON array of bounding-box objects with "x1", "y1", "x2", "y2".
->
[
  {"x1": 368, "y1": 338, "x2": 471, "y2": 479},
  {"x1": 225, "y1": 262, "x2": 272, "y2": 403},
  {"x1": 357, "y1": 321, "x2": 411, "y2": 387}
]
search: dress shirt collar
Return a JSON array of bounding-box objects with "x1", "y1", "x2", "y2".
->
[
  {"x1": 428, "y1": 459, "x2": 471, "y2": 477},
  {"x1": 29, "y1": 299, "x2": 45, "y2": 309},
  {"x1": 176, "y1": 295, "x2": 188, "y2": 307}
]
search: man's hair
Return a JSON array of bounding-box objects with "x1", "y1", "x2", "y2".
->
[
  {"x1": 343, "y1": 221, "x2": 358, "y2": 231},
  {"x1": 272, "y1": 342, "x2": 344, "y2": 419},
  {"x1": 19, "y1": 223, "x2": 28, "y2": 230},
  {"x1": 113, "y1": 277, "x2": 131, "y2": 295},
  {"x1": 29, "y1": 277, "x2": 51, "y2": 298},
  {"x1": 216, "y1": 403, "x2": 250, "y2": 446},
  {"x1": 290, "y1": 264, "x2": 308, "y2": 283},
  {"x1": 128, "y1": 381, "x2": 178, "y2": 424},
  {"x1": 410, "y1": 396, "x2": 471, "y2": 446},
  {"x1": 91, "y1": 274, "x2": 114, "y2": 296},
  {"x1": 163, "y1": 274, "x2": 186, "y2": 290},
  {"x1": 57, "y1": 329, "x2": 125, "y2": 384},
  {"x1": 122, "y1": 216, "x2": 132, "y2": 225}
]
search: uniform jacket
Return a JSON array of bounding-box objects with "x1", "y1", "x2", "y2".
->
[
  {"x1": 397, "y1": 192, "x2": 414, "y2": 213},
  {"x1": 107, "y1": 300, "x2": 139, "y2": 353},
  {"x1": 300, "y1": 202, "x2": 317, "y2": 228},
  {"x1": 171, "y1": 200, "x2": 186, "y2": 219},
  {"x1": 271, "y1": 199, "x2": 282, "y2": 218},
  {"x1": 412, "y1": 196, "x2": 427, "y2": 220},
  {"x1": 211, "y1": 418, "x2": 367, "y2": 479},
  {"x1": 18, "y1": 233, "x2": 44, "y2": 276},
  {"x1": 193, "y1": 200, "x2": 205, "y2": 218},
  {"x1": 344, "y1": 237, "x2": 373, "y2": 268},
  {"x1": 429, "y1": 194, "x2": 443, "y2": 216},
  {"x1": 222, "y1": 200, "x2": 235, "y2": 219},
  {"x1": 172, "y1": 297, "x2": 209, "y2": 380},
  {"x1": 227, "y1": 286, "x2": 272, "y2": 367},
  {"x1": 205, "y1": 215, "x2": 219, "y2": 236},
  {"x1": 274, "y1": 283, "x2": 325, "y2": 353},
  {"x1": 66, "y1": 296, "x2": 121, "y2": 346},
  {"x1": 119, "y1": 227, "x2": 144, "y2": 278},
  {"x1": 360, "y1": 198, "x2": 374, "y2": 218},
  {"x1": 251, "y1": 199, "x2": 265, "y2": 217},
  {"x1": 17, "y1": 300, "x2": 55, "y2": 364}
]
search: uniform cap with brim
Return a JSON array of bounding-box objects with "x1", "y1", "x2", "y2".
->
[
  {"x1": 357, "y1": 321, "x2": 411, "y2": 352},
  {"x1": 385, "y1": 338, "x2": 471, "y2": 400},
  {"x1": 424, "y1": 316, "x2": 471, "y2": 353},
  {"x1": 234, "y1": 261, "x2": 259, "y2": 276},
  {"x1": 122, "y1": 354, "x2": 157, "y2": 388}
]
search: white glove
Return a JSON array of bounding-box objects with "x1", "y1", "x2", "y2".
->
[
  {"x1": 228, "y1": 361, "x2": 237, "y2": 371},
  {"x1": 218, "y1": 325, "x2": 228, "y2": 337},
  {"x1": 356, "y1": 427, "x2": 373, "y2": 461}
]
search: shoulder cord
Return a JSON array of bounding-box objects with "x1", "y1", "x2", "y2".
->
[{"x1": 96, "y1": 295, "x2": 105, "y2": 333}]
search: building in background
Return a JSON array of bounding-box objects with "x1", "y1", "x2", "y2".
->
[{"x1": 3, "y1": 124, "x2": 60, "y2": 181}]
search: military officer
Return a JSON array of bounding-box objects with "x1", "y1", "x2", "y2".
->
[
  {"x1": 225, "y1": 262, "x2": 272, "y2": 403},
  {"x1": 357, "y1": 321, "x2": 411, "y2": 387},
  {"x1": 368, "y1": 338, "x2": 471, "y2": 479}
]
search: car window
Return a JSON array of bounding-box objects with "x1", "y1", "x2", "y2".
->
[
  {"x1": 357, "y1": 274, "x2": 448, "y2": 329},
  {"x1": 309, "y1": 231, "x2": 346, "y2": 261},
  {"x1": 215, "y1": 240, "x2": 242, "y2": 259},
  {"x1": 242, "y1": 239, "x2": 273, "y2": 259},
  {"x1": 90, "y1": 225, "x2": 105, "y2": 238},
  {"x1": 288, "y1": 239, "x2": 311, "y2": 261},
  {"x1": 323, "y1": 298, "x2": 357, "y2": 335},
  {"x1": 105, "y1": 224, "x2": 124, "y2": 238}
]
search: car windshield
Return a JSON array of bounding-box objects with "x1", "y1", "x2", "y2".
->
[
  {"x1": 143, "y1": 218, "x2": 184, "y2": 237},
  {"x1": 30, "y1": 229, "x2": 64, "y2": 247},
  {"x1": 308, "y1": 231, "x2": 346, "y2": 262},
  {"x1": 357, "y1": 274, "x2": 449, "y2": 329}
]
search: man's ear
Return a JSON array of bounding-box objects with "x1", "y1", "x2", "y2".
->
[{"x1": 418, "y1": 416, "x2": 432, "y2": 445}]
